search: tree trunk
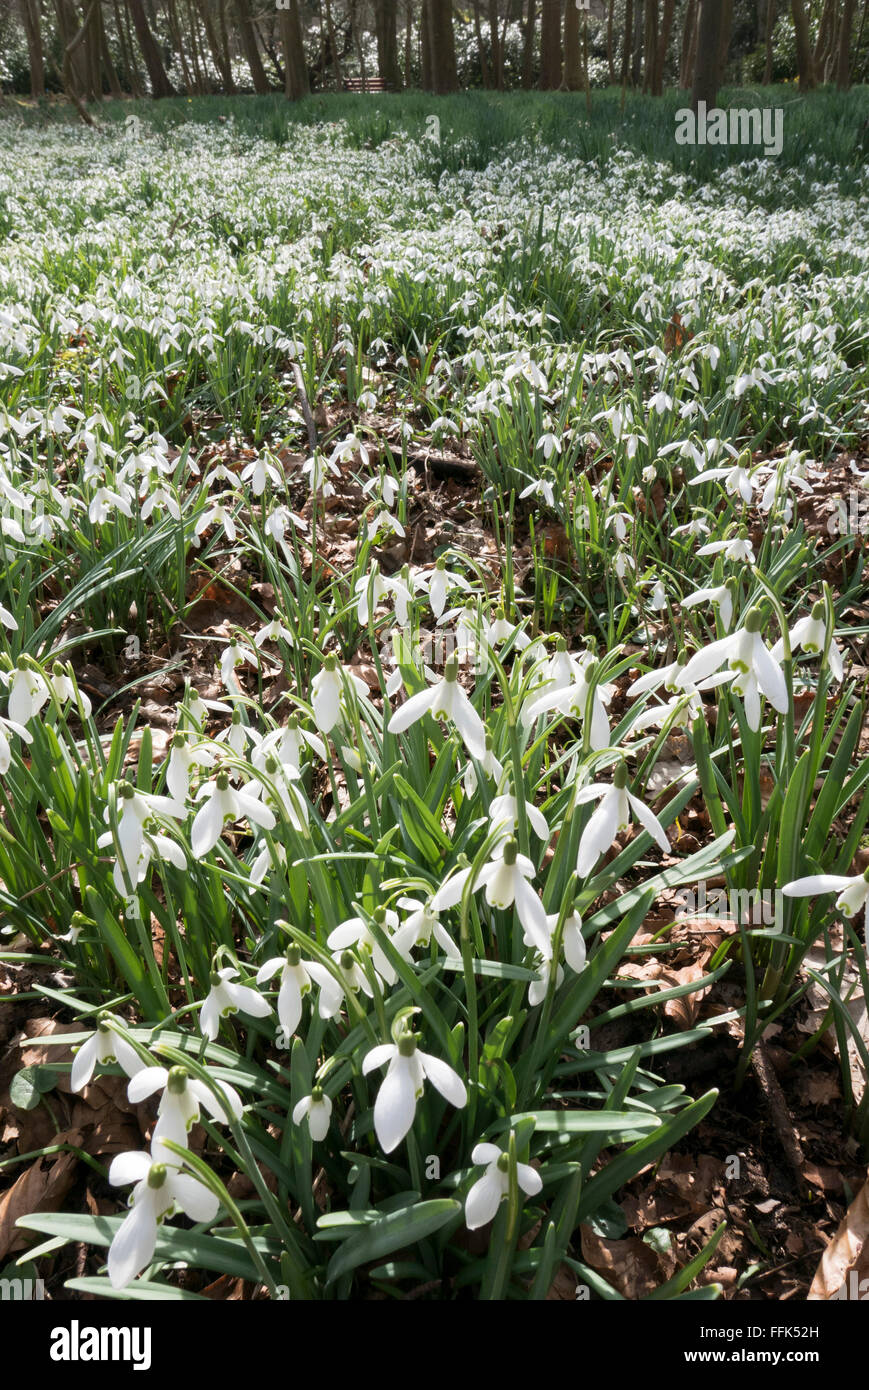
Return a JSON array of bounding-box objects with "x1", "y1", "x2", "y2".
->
[
  {"x1": 790, "y1": 0, "x2": 816, "y2": 88},
  {"x1": 166, "y1": 0, "x2": 195, "y2": 92},
  {"x1": 472, "y1": 0, "x2": 491, "y2": 85},
  {"x1": 428, "y1": 0, "x2": 458, "y2": 91},
  {"x1": 564, "y1": 0, "x2": 581, "y2": 88},
  {"x1": 762, "y1": 0, "x2": 775, "y2": 82},
  {"x1": 540, "y1": 0, "x2": 561, "y2": 88},
  {"x1": 620, "y1": 0, "x2": 633, "y2": 103},
  {"x1": 488, "y1": 0, "x2": 503, "y2": 87},
  {"x1": 127, "y1": 0, "x2": 174, "y2": 95},
  {"x1": 375, "y1": 0, "x2": 402, "y2": 86},
  {"x1": 690, "y1": 0, "x2": 721, "y2": 110},
  {"x1": 279, "y1": 0, "x2": 308, "y2": 97},
  {"x1": 654, "y1": 0, "x2": 674, "y2": 93},
  {"x1": 99, "y1": 0, "x2": 124, "y2": 95},
  {"x1": 404, "y1": 0, "x2": 412, "y2": 85},
  {"x1": 642, "y1": 0, "x2": 657, "y2": 92},
  {"x1": 679, "y1": 0, "x2": 696, "y2": 87},
  {"x1": 717, "y1": 0, "x2": 732, "y2": 83},
  {"x1": 114, "y1": 0, "x2": 144, "y2": 94},
  {"x1": 813, "y1": 0, "x2": 834, "y2": 66},
  {"x1": 606, "y1": 0, "x2": 615, "y2": 82},
  {"x1": 522, "y1": 0, "x2": 535, "y2": 87},
  {"x1": 235, "y1": 0, "x2": 271, "y2": 91},
  {"x1": 420, "y1": 0, "x2": 433, "y2": 87},
  {"x1": 837, "y1": 0, "x2": 857, "y2": 86},
  {"x1": 21, "y1": 0, "x2": 46, "y2": 97}
]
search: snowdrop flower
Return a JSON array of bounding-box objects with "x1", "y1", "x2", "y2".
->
[
  {"x1": 520, "y1": 475, "x2": 556, "y2": 508},
  {"x1": 0, "y1": 603, "x2": 17, "y2": 631},
  {"x1": 305, "y1": 950, "x2": 373, "y2": 1020},
  {"x1": 195, "y1": 498, "x2": 237, "y2": 543},
  {"x1": 363, "y1": 1035, "x2": 467, "y2": 1153},
  {"x1": 48, "y1": 662, "x2": 92, "y2": 718},
  {"x1": 4, "y1": 659, "x2": 50, "y2": 725},
  {"x1": 689, "y1": 462, "x2": 755, "y2": 505},
  {"x1": 680, "y1": 581, "x2": 735, "y2": 632},
  {"x1": 782, "y1": 869, "x2": 869, "y2": 926},
  {"x1": 485, "y1": 608, "x2": 531, "y2": 653},
  {"x1": 681, "y1": 607, "x2": 788, "y2": 732},
  {"x1": 392, "y1": 896, "x2": 459, "y2": 960},
  {"x1": 528, "y1": 953, "x2": 564, "y2": 1006},
  {"x1": 576, "y1": 763, "x2": 670, "y2": 877},
  {"x1": 107, "y1": 1152, "x2": 219, "y2": 1290},
  {"x1": 98, "y1": 782, "x2": 186, "y2": 893},
  {"x1": 330, "y1": 432, "x2": 369, "y2": 469},
  {"x1": 301, "y1": 452, "x2": 340, "y2": 497},
  {"x1": 70, "y1": 1015, "x2": 145, "y2": 1092},
  {"x1": 522, "y1": 652, "x2": 611, "y2": 751},
  {"x1": 647, "y1": 579, "x2": 667, "y2": 612},
  {"x1": 698, "y1": 530, "x2": 755, "y2": 565},
  {"x1": 0, "y1": 712, "x2": 31, "y2": 774},
  {"x1": 240, "y1": 453, "x2": 283, "y2": 496},
  {"x1": 191, "y1": 771, "x2": 276, "y2": 859},
  {"x1": 463, "y1": 732, "x2": 504, "y2": 798},
  {"x1": 627, "y1": 652, "x2": 693, "y2": 698},
  {"x1": 488, "y1": 789, "x2": 549, "y2": 846},
  {"x1": 362, "y1": 469, "x2": 398, "y2": 509},
  {"x1": 771, "y1": 600, "x2": 844, "y2": 683},
  {"x1": 327, "y1": 907, "x2": 400, "y2": 987},
  {"x1": 366, "y1": 509, "x2": 405, "y2": 543},
  {"x1": 219, "y1": 638, "x2": 256, "y2": 688},
  {"x1": 354, "y1": 564, "x2": 389, "y2": 624},
  {"x1": 88, "y1": 485, "x2": 133, "y2": 525},
  {"x1": 442, "y1": 837, "x2": 549, "y2": 953},
  {"x1": 464, "y1": 1142, "x2": 542, "y2": 1230},
  {"x1": 311, "y1": 655, "x2": 367, "y2": 734},
  {"x1": 256, "y1": 944, "x2": 313, "y2": 1038},
  {"x1": 424, "y1": 557, "x2": 470, "y2": 621},
  {"x1": 293, "y1": 1088, "x2": 332, "y2": 1142},
  {"x1": 165, "y1": 733, "x2": 216, "y2": 801},
  {"x1": 130, "y1": 1064, "x2": 243, "y2": 1162},
  {"x1": 388, "y1": 654, "x2": 486, "y2": 759},
  {"x1": 254, "y1": 615, "x2": 295, "y2": 648},
  {"x1": 537, "y1": 431, "x2": 561, "y2": 460},
  {"x1": 200, "y1": 965, "x2": 272, "y2": 1041}
]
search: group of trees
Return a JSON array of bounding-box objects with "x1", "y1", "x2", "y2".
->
[{"x1": 4, "y1": 0, "x2": 866, "y2": 114}]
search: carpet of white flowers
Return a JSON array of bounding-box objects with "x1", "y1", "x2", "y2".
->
[{"x1": 1, "y1": 99, "x2": 868, "y2": 1300}]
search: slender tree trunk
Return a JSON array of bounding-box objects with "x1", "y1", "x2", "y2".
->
[
  {"x1": 99, "y1": 0, "x2": 124, "y2": 94},
  {"x1": 654, "y1": 0, "x2": 674, "y2": 93},
  {"x1": 279, "y1": 0, "x2": 309, "y2": 97},
  {"x1": 114, "y1": 0, "x2": 143, "y2": 94},
  {"x1": 522, "y1": 0, "x2": 535, "y2": 87},
  {"x1": 679, "y1": 0, "x2": 696, "y2": 87},
  {"x1": 21, "y1": 0, "x2": 46, "y2": 97},
  {"x1": 642, "y1": 0, "x2": 657, "y2": 92},
  {"x1": 404, "y1": 0, "x2": 412, "y2": 85},
  {"x1": 375, "y1": 0, "x2": 401, "y2": 85},
  {"x1": 62, "y1": 0, "x2": 98, "y2": 121},
  {"x1": 717, "y1": 0, "x2": 732, "y2": 83},
  {"x1": 472, "y1": 0, "x2": 491, "y2": 85},
  {"x1": 488, "y1": 0, "x2": 503, "y2": 87},
  {"x1": 813, "y1": 0, "x2": 834, "y2": 66},
  {"x1": 428, "y1": 0, "x2": 457, "y2": 91},
  {"x1": 420, "y1": 0, "x2": 433, "y2": 87},
  {"x1": 837, "y1": 0, "x2": 857, "y2": 86},
  {"x1": 166, "y1": 0, "x2": 195, "y2": 92},
  {"x1": 606, "y1": 0, "x2": 615, "y2": 82},
  {"x1": 324, "y1": 0, "x2": 343, "y2": 86},
  {"x1": 790, "y1": 0, "x2": 816, "y2": 88},
  {"x1": 127, "y1": 0, "x2": 174, "y2": 95},
  {"x1": 690, "y1": 0, "x2": 721, "y2": 110},
  {"x1": 563, "y1": 0, "x2": 581, "y2": 88},
  {"x1": 235, "y1": 0, "x2": 271, "y2": 91},
  {"x1": 539, "y1": 0, "x2": 561, "y2": 87},
  {"x1": 620, "y1": 0, "x2": 633, "y2": 104},
  {"x1": 762, "y1": 0, "x2": 775, "y2": 81}
]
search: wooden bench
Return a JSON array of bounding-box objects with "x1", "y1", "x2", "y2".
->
[{"x1": 342, "y1": 77, "x2": 391, "y2": 93}]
